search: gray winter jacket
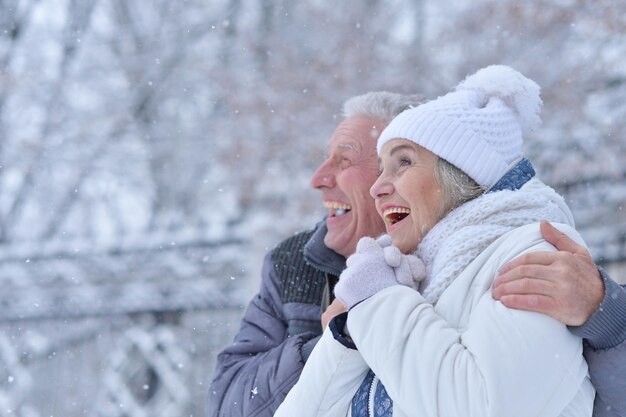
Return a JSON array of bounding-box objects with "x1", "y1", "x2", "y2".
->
[
  {"x1": 572, "y1": 270, "x2": 626, "y2": 417},
  {"x1": 207, "y1": 221, "x2": 626, "y2": 417},
  {"x1": 207, "y1": 221, "x2": 345, "y2": 417}
]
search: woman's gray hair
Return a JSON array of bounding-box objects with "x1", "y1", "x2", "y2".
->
[
  {"x1": 342, "y1": 91, "x2": 427, "y2": 123},
  {"x1": 434, "y1": 158, "x2": 485, "y2": 217}
]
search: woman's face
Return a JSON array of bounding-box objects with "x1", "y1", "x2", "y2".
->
[{"x1": 370, "y1": 139, "x2": 443, "y2": 254}]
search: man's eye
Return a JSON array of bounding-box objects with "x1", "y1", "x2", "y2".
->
[{"x1": 340, "y1": 158, "x2": 352, "y2": 168}]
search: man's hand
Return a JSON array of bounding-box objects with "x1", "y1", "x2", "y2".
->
[
  {"x1": 492, "y1": 221, "x2": 605, "y2": 326},
  {"x1": 321, "y1": 298, "x2": 348, "y2": 330}
]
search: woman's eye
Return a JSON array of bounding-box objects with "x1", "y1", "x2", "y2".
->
[{"x1": 399, "y1": 157, "x2": 412, "y2": 166}]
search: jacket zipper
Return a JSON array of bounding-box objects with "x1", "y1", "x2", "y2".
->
[{"x1": 368, "y1": 375, "x2": 379, "y2": 417}]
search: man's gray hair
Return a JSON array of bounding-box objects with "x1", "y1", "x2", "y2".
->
[
  {"x1": 435, "y1": 158, "x2": 485, "y2": 217},
  {"x1": 342, "y1": 91, "x2": 427, "y2": 123}
]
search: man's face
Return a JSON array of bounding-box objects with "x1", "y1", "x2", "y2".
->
[{"x1": 310, "y1": 115, "x2": 387, "y2": 258}]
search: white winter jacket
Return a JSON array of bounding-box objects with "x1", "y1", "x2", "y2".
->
[{"x1": 275, "y1": 223, "x2": 595, "y2": 417}]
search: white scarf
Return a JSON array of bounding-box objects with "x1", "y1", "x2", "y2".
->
[{"x1": 414, "y1": 178, "x2": 574, "y2": 304}]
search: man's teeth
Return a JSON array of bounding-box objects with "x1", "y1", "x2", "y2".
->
[{"x1": 324, "y1": 201, "x2": 352, "y2": 216}]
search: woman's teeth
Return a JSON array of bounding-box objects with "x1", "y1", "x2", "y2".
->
[{"x1": 383, "y1": 207, "x2": 410, "y2": 224}]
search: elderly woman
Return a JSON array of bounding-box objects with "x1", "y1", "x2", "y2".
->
[{"x1": 274, "y1": 66, "x2": 594, "y2": 417}]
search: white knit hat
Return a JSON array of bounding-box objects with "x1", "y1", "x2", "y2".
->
[{"x1": 377, "y1": 65, "x2": 542, "y2": 188}]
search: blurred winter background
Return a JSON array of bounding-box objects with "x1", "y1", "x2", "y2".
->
[{"x1": 0, "y1": 0, "x2": 624, "y2": 416}]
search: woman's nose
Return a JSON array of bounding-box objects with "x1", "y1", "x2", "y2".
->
[{"x1": 370, "y1": 174, "x2": 393, "y2": 199}]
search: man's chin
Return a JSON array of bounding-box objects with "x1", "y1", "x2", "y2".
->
[{"x1": 323, "y1": 232, "x2": 352, "y2": 258}]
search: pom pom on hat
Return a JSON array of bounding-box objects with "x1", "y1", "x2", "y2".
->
[
  {"x1": 378, "y1": 65, "x2": 542, "y2": 188},
  {"x1": 456, "y1": 65, "x2": 542, "y2": 133}
]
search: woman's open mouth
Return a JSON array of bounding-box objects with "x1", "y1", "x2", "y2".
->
[{"x1": 383, "y1": 207, "x2": 410, "y2": 225}]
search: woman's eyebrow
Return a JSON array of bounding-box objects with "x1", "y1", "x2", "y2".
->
[{"x1": 389, "y1": 144, "x2": 415, "y2": 157}]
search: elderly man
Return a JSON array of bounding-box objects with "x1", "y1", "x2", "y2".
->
[{"x1": 207, "y1": 92, "x2": 626, "y2": 417}]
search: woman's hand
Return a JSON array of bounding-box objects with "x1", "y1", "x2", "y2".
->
[{"x1": 334, "y1": 235, "x2": 425, "y2": 309}]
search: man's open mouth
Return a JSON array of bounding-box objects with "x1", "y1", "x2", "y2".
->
[
  {"x1": 324, "y1": 201, "x2": 352, "y2": 217},
  {"x1": 383, "y1": 207, "x2": 410, "y2": 225}
]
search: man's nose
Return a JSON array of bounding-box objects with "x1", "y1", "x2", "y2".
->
[{"x1": 310, "y1": 160, "x2": 336, "y2": 189}]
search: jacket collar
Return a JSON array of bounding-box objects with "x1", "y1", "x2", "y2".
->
[
  {"x1": 303, "y1": 219, "x2": 346, "y2": 277},
  {"x1": 488, "y1": 158, "x2": 535, "y2": 193}
]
